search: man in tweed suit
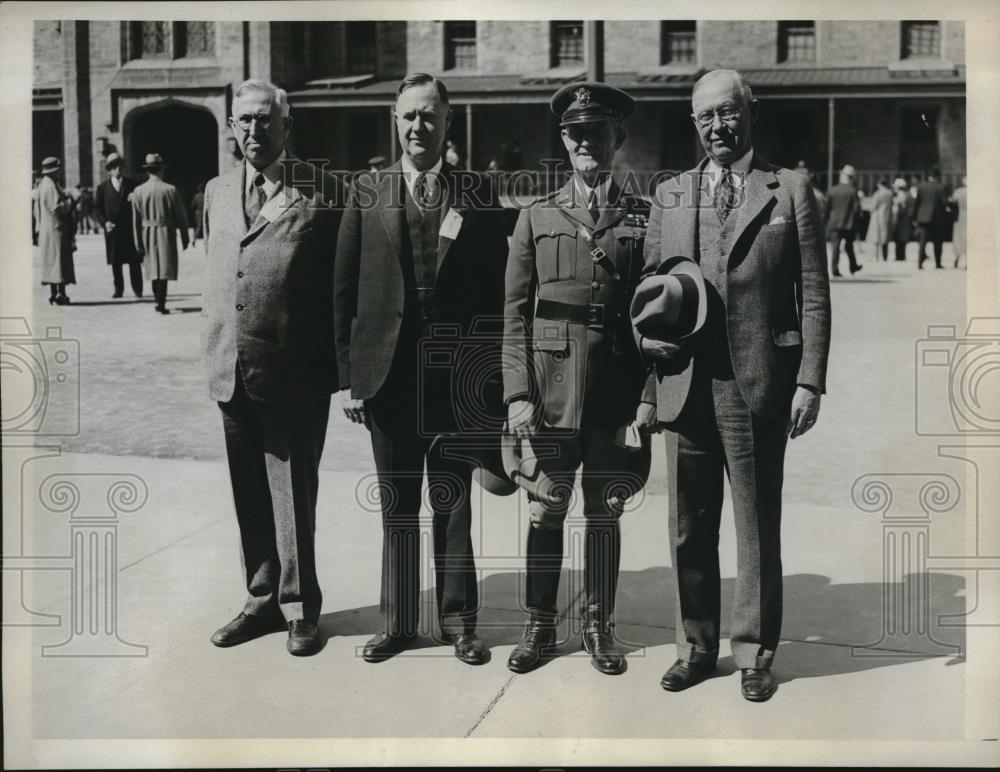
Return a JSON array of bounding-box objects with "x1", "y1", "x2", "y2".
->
[
  {"x1": 640, "y1": 70, "x2": 830, "y2": 701},
  {"x1": 334, "y1": 73, "x2": 509, "y2": 665},
  {"x1": 202, "y1": 79, "x2": 341, "y2": 656}
]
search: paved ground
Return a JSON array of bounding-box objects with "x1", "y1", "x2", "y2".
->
[{"x1": 6, "y1": 232, "x2": 997, "y2": 765}]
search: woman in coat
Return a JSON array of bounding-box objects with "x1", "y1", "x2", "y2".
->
[
  {"x1": 865, "y1": 178, "x2": 894, "y2": 260},
  {"x1": 131, "y1": 153, "x2": 189, "y2": 313},
  {"x1": 949, "y1": 176, "x2": 967, "y2": 269},
  {"x1": 890, "y1": 177, "x2": 915, "y2": 262},
  {"x1": 36, "y1": 157, "x2": 76, "y2": 304}
]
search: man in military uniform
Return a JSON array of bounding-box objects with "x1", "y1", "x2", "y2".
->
[{"x1": 503, "y1": 82, "x2": 656, "y2": 676}]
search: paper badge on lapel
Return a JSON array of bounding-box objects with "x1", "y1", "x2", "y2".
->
[{"x1": 439, "y1": 208, "x2": 464, "y2": 240}]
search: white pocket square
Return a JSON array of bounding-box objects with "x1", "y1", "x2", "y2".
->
[{"x1": 768, "y1": 215, "x2": 788, "y2": 225}]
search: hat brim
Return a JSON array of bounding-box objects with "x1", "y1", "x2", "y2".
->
[{"x1": 631, "y1": 256, "x2": 708, "y2": 342}]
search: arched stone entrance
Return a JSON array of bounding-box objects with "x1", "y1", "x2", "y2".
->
[{"x1": 124, "y1": 101, "x2": 218, "y2": 215}]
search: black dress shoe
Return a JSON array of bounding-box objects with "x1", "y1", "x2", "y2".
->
[
  {"x1": 850, "y1": 264, "x2": 863, "y2": 275},
  {"x1": 287, "y1": 619, "x2": 321, "y2": 656},
  {"x1": 582, "y1": 624, "x2": 626, "y2": 675},
  {"x1": 112, "y1": 292, "x2": 123, "y2": 299},
  {"x1": 210, "y1": 611, "x2": 284, "y2": 647},
  {"x1": 659, "y1": 658, "x2": 717, "y2": 692},
  {"x1": 507, "y1": 620, "x2": 557, "y2": 673},
  {"x1": 362, "y1": 631, "x2": 416, "y2": 663},
  {"x1": 741, "y1": 668, "x2": 778, "y2": 702},
  {"x1": 452, "y1": 633, "x2": 489, "y2": 665}
]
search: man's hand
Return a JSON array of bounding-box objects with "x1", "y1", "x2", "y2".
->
[
  {"x1": 339, "y1": 392, "x2": 369, "y2": 428},
  {"x1": 507, "y1": 399, "x2": 538, "y2": 439},
  {"x1": 788, "y1": 386, "x2": 821, "y2": 439},
  {"x1": 641, "y1": 337, "x2": 683, "y2": 360},
  {"x1": 634, "y1": 401, "x2": 661, "y2": 434}
]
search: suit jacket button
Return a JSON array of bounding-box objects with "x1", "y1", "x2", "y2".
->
[
  {"x1": 237, "y1": 271, "x2": 245, "y2": 278},
  {"x1": 236, "y1": 304, "x2": 244, "y2": 311},
  {"x1": 397, "y1": 311, "x2": 403, "y2": 318}
]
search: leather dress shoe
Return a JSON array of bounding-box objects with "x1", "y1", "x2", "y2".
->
[
  {"x1": 450, "y1": 633, "x2": 489, "y2": 665},
  {"x1": 210, "y1": 611, "x2": 284, "y2": 647},
  {"x1": 286, "y1": 619, "x2": 321, "y2": 656},
  {"x1": 362, "y1": 631, "x2": 416, "y2": 663},
  {"x1": 582, "y1": 624, "x2": 626, "y2": 675},
  {"x1": 740, "y1": 668, "x2": 777, "y2": 702},
  {"x1": 507, "y1": 620, "x2": 557, "y2": 673},
  {"x1": 659, "y1": 658, "x2": 717, "y2": 692}
]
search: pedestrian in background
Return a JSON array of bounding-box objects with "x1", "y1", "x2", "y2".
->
[
  {"x1": 890, "y1": 178, "x2": 915, "y2": 261},
  {"x1": 825, "y1": 164, "x2": 862, "y2": 276},
  {"x1": 865, "y1": 178, "x2": 893, "y2": 260},
  {"x1": 190, "y1": 182, "x2": 206, "y2": 247},
  {"x1": 95, "y1": 152, "x2": 143, "y2": 298},
  {"x1": 949, "y1": 175, "x2": 967, "y2": 269},
  {"x1": 795, "y1": 161, "x2": 828, "y2": 230},
  {"x1": 913, "y1": 167, "x2": 950, "y2": 270},
  {"x1": 132, "y1": 153, "x2": 189, "y2": 313},
  {"x1": 36, "y1": 156, "x2": 76, "y2": 305}
]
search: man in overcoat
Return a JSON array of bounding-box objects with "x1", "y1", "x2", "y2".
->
[
  {"x1": 131, "y1": 153, "x2": 189, "y2": 313},
  {"x1": 334, "y1": 73, "x2": 509, "y2": 665},
  {"x1": 202, "y1": 79, "x2": 342, "y2": 656},
  {"x1": 95, "y1": 152, "x2": 143, "y2": 298},
  {"x1": 640, "y1": 69, "x2": 830, "y2": 702},
  {"x1": 503, "y1": 82, "x2": 656, "y2": 676}
]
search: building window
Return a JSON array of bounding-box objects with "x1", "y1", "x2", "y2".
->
[
  {"x1": 444, "y1": 21, "x2": 477, "y2": 70},
  {"x1": 551, "y1": 21, "x2": 584, "y2": 68},
  {"x1": 130, "y1": 21, "x2": 171, "y2": 59},
  {"x1": 180, "y1": 21, "x2": 215, "y2": 57},
  {"x1": 127, "y1": 21, "x2": 215, "y2": 60},
  {"x1": 901, "y1": 21, "x2": 941, "y2": 59},
  {"x1": 777, "y1": 21, "x2": 816, "y2": 63},
  {"x1": 346, "y1": 21, "x2": 377, "y2": 74},
  {"x1": 661, "y1": 21, "x2": 696, "y2": 65}
]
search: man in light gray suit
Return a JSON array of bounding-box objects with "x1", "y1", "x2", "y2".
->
[
  {"x1": 639, "y1": 69, "x2": 830, "y2": 701},
  {"x1": 202, "y1": 79, "x2": 342, "y2": 656}
]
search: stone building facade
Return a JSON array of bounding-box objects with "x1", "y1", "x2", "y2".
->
[{"x1": 34, "y1": 19, "x2": 966, "y2": 200}]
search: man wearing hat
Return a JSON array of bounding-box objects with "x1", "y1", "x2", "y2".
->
[
  {"x1": 36, "y1": 156, "x2": 76, "y2": 305},
  {"x1": 131, "y1": 152, "x2": 189, "y2": 313},
  {"x1": 639, "y1": 69, "x2": 830, "y2": 702},
  {"x1": 95, "y1": 152, "x2": 143, "y2": 298},
  {"x1": 826, "y1": 164, "x2": 862, "y2": 277},
  {"x1": 502, "y1": 81, "x2": 656, "y2": 676}
]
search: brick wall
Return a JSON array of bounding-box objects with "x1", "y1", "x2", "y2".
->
[
  {"x1": 476, "y1": 21, "x2": 550, "y2": 74},
  {"x1": 34, "y1": 21, "x2": 64, "y2": 87},
  {"x1": 407, "y1": 22, "x2": 443, "y2": 73},
  {"x1": 378, "y1": 22, "x2": 407, "y2": 78},
  {"x1": 605, "y1": 20, "x2": 660, "y2": 71},
  {"x1": 700, "y1": 21, "x2": 778, "y2": 68}
]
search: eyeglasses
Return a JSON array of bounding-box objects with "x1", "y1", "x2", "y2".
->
[
  {"x1": 232, "y1": 113, "x2": 274, "y2": 131},
  {"x1": 692, "y1": 106, "x2": 743, "y2": 128}
]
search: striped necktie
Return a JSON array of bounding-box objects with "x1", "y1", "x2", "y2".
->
[
  {"x1": 244, "y1": 171, "x2": 266, "y2": 227},
  {"x1": 715, "y1": 166, "x2": 737, "y2": 223}
]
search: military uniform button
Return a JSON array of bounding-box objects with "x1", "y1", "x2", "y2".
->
[
  {"x1": 721, "y1": 233, "x2": 728, "y2": 240},
  {"x1": 550, "y1": 228, "x2": 556, "y2": 236},
  {"x1": 236, "y1": 304, "x2": 244, "y2": 311},
  {"x1": 592, "y1": 281, "x2": 600, "y2": 289}
]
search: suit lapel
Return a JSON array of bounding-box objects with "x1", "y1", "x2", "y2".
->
[
  {"x1": 730, "y1": 158, "x2": 778, "y2": 253},
  {"x1": 375, "y1": 162, "x2": 405, "y2": 262},
  {"x1": 216, "y1": 165, "x2": 247, "y2": 237}
]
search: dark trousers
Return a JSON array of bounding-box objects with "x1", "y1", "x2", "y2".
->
[
  {"x1": 916, "y1": 225, "x2": 943, "y2": 267},
  {"x1": 112, "y1": 261, "x2": 143, "y2": 297},
  {"x1": 521, "y1": 426, "x2": 649, "y2": 627},
  {"x1": 893, "y1": 239, "x2": 908, "y2": 261},
  {"x1": 219, "y1": 369, "x2": 330, "y2": 623},
  {"x1": 152, "y1": 278, "x2": 168, "y2": 309},
  {"x1": 368, "y1": 400, "x2": 478, "y2": 639},
  {"x1": 828, "y1": 229, "x2": 859, "y2": 275},
  {"x1": 668, "y1": 373, "x2": 789, "y2": 670}
]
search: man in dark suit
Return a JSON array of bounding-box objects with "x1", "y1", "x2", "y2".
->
[
  {"x1": 913, "y1": 168, "x2": 951, "y2": 269},
  {"x1": 503, "y1": 82, "x2": 656, "y2": 676},
  {"x1": 203, "y1": 79, "x2": 341, "y2": 656},
  {"x1": 94, "y1": 153, "x2": 143, "y2": 298},
  {"x1": 334, "y1": 73, "x2": 509, "y2": 665},
  {"x1": 640, "y1": 69, "x2": 831, "y2": 702},
  {"x1": 825, "y1": 164, "x2": 861, "y2": 277}
]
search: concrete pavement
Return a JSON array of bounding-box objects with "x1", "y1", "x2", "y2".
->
[{"x1": 6, "y1": 231, "x2": 997, "y2": 765}]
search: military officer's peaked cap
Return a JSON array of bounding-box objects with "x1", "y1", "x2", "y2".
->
[{"x1": 551, "y1": 81, "x2": 636, "y2": 127}]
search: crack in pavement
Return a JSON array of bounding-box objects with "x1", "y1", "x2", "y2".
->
[{"x1": 465, "y1": 674, "x2": 515, "y2": 737}]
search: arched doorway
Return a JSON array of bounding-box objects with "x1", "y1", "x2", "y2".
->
[{"x1": 124, "y1": 101, "x2": 218, "y2": 215}]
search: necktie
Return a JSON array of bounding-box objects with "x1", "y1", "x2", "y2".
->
[
  {"x1": 587, "y1": 189, "x2": 600, "y2": 223},
  {"x1": 244, "y1": 170, "x2": 266, "y2": 226},
  {"x1": 415, "y1": 172, "x2": 436, "y2": 211},
  {"x1": 715, "y1": 166, "x2": 737, "y2": 223}
]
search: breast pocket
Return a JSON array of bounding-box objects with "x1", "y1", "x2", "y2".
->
[{"x1": 533, "y1": 224, "x2": 577, "y2": 282}]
